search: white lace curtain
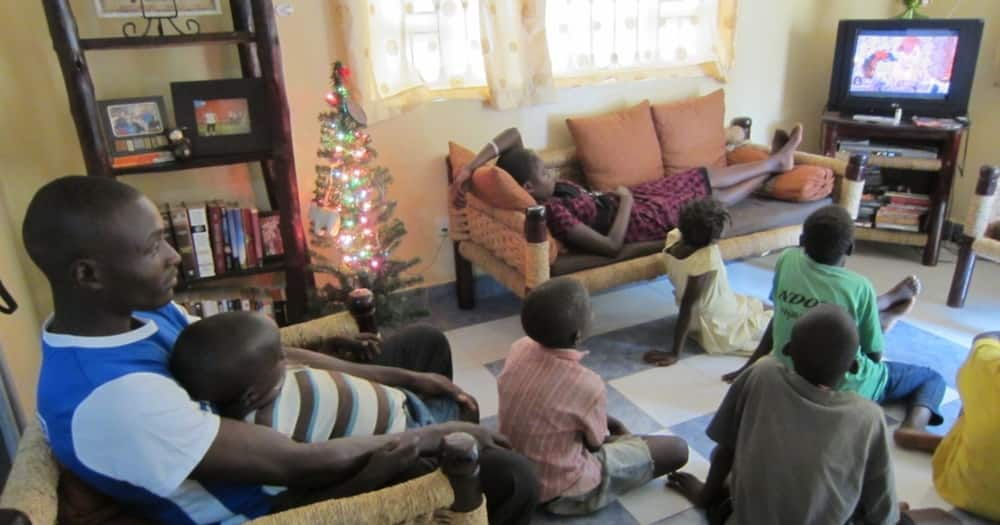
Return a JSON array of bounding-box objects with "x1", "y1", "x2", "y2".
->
[{"x1": 334, "y1": 0, "x2": 736, "y2": 121}]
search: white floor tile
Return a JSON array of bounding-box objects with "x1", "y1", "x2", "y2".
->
[
  {"x1": 619, "y1": 432, "x2": 711, "y2": 524},
  {"x1": 452, "y1": 365, "x2": 500, "y2": 419},
  {"x1": 610, "y1": 363, "x2": 729, "y2": 428}
]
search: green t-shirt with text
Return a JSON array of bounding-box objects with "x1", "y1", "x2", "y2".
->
[{"x1": 768, "y1": 248, "x2": 888, "y2": 400}]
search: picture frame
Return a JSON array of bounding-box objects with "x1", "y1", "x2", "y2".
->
[
  {"x1": 95, "y1": 0, "x2": 221, "y2": 18},
  {"x1": 97, "y1": 96, "x2": 171, "y2": 158},
  {"x1": 170, "y1": 78, "x2": 272, "y2": 157}
]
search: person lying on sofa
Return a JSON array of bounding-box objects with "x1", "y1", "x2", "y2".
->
[
  {"x1": 450, "y1": 126, "x2": 802, "y2": 257},
  {"x1": 23, "y1": 175, "x2": 540, "y2": 525}
]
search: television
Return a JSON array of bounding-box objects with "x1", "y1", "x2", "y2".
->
[{"x1": 826, "y1": 18, "x2": 983, "y2": 118}]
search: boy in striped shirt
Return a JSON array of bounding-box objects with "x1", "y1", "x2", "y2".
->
[
  {"x1": 497, "y1": 277, "x2": 690, "y2": 516},
  {"x1": 171, "y1": 311, "x2": 474, "y2": 506}
]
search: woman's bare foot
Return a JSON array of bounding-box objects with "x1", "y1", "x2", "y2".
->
[
  {"x1": 643, "y1": 350, "x2": 679, "y2": 367},
  {"x1": 666, "y1": 472, "x2": 706, "y2": 507},
  {"x1": 893, "y1": 427, "x2": 941, "y2": 453},
  {"x1": 770, "y1": 129, "x2": 790, "y2": 155},
  {"x1": 773, "y1": 124, "x2": 803, "y2": 172}
]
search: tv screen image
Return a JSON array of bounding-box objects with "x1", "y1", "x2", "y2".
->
[{"x1": 849, "y1": 31, "x2": 958, "y2": 99}]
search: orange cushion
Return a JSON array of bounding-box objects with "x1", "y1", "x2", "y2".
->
[
  {"x1": 447, "y1": 141, "x2": 477, "y2": 181},
  {"x1": 651, "y1": 90, "x2": 727, "y2": 177},
  {"x1": 758, "y1": 166, "x2": 835, "y2": 202},
  {"x1": 726, "y1": 145, "x2": 769, "y2": 165},
  {"x1": 566, "y1": 101, "x2": 664, "y2": 192},
  {"x1": 469, "y1": 165, "x2": 537, "y2": 211}
]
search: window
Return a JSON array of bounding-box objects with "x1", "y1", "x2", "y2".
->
[{"x1": 545, "y1": 0, "x2": 722, "y2": 81}]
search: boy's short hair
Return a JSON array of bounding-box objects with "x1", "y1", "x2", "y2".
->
[
  {"x1": 802, "y1": 205, "x2": 855, "y2": 265},
  {"x1": 786, "y1": 304, "x2": 859, "y2": 387},
  {"x1": 497, "y1": 147, "x2": 538, "y2": 186},
  {"x1": 22, "y1": 176, "x2": 142, "y2": 279},
  {"x1": 521, "y1": 277, "x2": 590, "y2": 349},
  {"x1": 171, "y1": 312, "x2": 281, "y2": 405},
  {"x1": 678, "y1": 198, "x2": 730, "y2": 248}
]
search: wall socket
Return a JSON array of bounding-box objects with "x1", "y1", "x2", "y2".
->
[{"x1": 436, "y1": 217, "x2": 450, "y2": 237}]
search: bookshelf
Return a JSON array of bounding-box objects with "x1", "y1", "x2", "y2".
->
[
  {"x1": 43, "y1": 0, "x2": 311, "y2": 323},
  {"x1": 820, "y1": 111, "x2": 968, "y2": 266}
]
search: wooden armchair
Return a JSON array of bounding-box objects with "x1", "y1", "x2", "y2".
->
[
  {"x1": 447, "y1": 118, "x2": 869, "y2": 308},
  {"x1": 947, "y1": 166, "x2": 1000, "y2": 308},
  {"x1": 0, "y1": 294, "x2": 487, "y2": 525}
]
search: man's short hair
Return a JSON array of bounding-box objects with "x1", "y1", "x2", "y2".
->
[
  {"x1": 497, "y1": 147, "x2": 538, "y2": 186},
  {"x1": 802, "y1": 205, "x2": 855, "y2": 265},
  {"x1": 171, "y1": 311, "x2": 280, "y2": 405},
  {"x1": 787, "y1": 304, "x2": 859, "y2": 387},
  {"x1": 678, "y1": 198, "x2": 730, "y2": 248},
  {"x1": 22, "y1": 176, "x2": 143, "y2": 280},
  {"x1": 521, "y1": 277, "x2": 590, "y2": 349}
]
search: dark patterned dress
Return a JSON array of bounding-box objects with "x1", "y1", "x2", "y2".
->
[{"x1": 544, "y1": 168, "x2": 711, "y2": 244}]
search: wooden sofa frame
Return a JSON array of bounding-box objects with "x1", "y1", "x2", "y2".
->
[{"x1": 447, "y1": 119, "x2": 870, "y2": 308}]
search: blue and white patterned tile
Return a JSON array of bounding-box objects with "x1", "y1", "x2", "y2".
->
[
  {"x1": 618, "y1": 430, "x2": 712, "y2": 524},
  {"x1": 606, "y1": 385, "x2": 665, "y2": 436},
  {"x1": 652, "y1": 507, "x2": 710, "y2": 525},
  {"x1": 609, "y1": 362, "x2": 730, "y2": 429},
  {"x1": 667, "y1": 413, "x2": 719, "y2": 462},
  {"x1": 531, "y1": 501, "x2": 639, "y2": 525}
]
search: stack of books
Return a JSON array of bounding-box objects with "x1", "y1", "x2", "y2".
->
[
  {"x1": 856, "y1": 194, "x2": 881, "y2": 228},
  {"x1": 874, "y1": 192, "x2": 930, "y2": 233},
  {"x1": 160, "y1": 202, "x2": 286, "y2": 280},
  {"x1": 175, "y1": 287, "x2": 288, "y2": 325}
]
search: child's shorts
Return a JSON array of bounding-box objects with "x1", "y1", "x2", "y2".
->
[{"x1": 544, "y1": 436, "x2": 655, "y2": 516}]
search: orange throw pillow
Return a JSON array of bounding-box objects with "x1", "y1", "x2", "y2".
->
[
  {"x1": 448, "y1": 141, "x2": 476, "y2": 181},
  {"x1": 759, "y1": 166, "x2": 835, "y2": 202},
  {"x1": 726, "y1": 144, "x2": 769, "y2": 165},
  {"x1": 566, "y1": 101, "x2": 665, "y2": 192},
  {"x1": 651, "y1": 90, "x2": 727, "y2": 177},
  {"x1": 469, "y1": 165, "x2": 537, "y2": 211}
]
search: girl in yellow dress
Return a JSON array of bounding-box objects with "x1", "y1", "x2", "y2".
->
[{"x1": 643, "y1": 199, "x2": 772, "y2": 367}]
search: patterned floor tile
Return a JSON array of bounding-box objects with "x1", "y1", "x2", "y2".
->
[
  {"x1": 531, "y1": 501, "x2": 639, "y2": 525},
  {"x1": 609, "y1": 363, "x2": 730, "y2": 428}
]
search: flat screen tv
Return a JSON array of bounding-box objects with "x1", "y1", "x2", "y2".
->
[{"x1": 826, "y1": 19, "x2": 983, "y2": 118}]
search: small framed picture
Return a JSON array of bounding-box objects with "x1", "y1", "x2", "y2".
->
[
  {"x1": 171, "y1": 79, "x2": 272, "y2": 157},
  {"x1": 97, "y1": 96, "x2": 171, "y2": 157},
  {"x1": 95, "y1": 0, "x2": 221, "y2": 18}
]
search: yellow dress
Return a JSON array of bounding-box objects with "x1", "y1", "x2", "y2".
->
[
  {"x1": 662, "y1": 229, "x2": 772, "y2": 355},
  {"x1": 932, "y1": 336, "x2": 1000, "y2": 521}
]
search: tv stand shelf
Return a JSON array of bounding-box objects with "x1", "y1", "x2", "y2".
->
[{"x1": 820, "y1": 111, "x2": 968, "y2": 266}]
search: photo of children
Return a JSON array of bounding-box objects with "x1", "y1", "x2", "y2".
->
[
  {"x1": 106, "y1": 102, "x2": 164, "y2": 138},
  {"x1": 193, "y1": 98, "x2": 251, "y2": 136}
]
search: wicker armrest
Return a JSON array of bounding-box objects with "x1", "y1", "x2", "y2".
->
[
  {"x1": 963, "y1": 166, "x2": 1000, "y2": 240},
  {"x1": 0, "y1": 423, "x2": 58, "y2": 525},
  {"x1": 463, "y1": 194, "x2": 552, "y2": 286}
]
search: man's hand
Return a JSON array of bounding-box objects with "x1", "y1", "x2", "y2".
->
[
  {"x1": 315, "y1": 333, "x2": 382, "y2": 363},
  {"x1": 438, "y1": 422, "x2": 511, "y2": 451},
  {"x1": 364, "y1": 436, "x2": 420, "y2": 480},
  {"x1": 409, "y1": 373, "x2": 479, "y2": 418},
  {"x1": 607, "y1": 416, "x2": 629, "y2": 436}
]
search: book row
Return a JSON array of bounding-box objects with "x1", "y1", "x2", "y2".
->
[
  {"x1": 160, "y1": 202, "x2": 286, "y2": 280},
  {"x1": 175, "y1": 287, "x2": 289, "y2": 326}
]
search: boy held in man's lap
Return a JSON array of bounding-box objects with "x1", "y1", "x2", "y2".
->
[{"x1": 497, "y1": 277, "x2": 689, "y2": 516}]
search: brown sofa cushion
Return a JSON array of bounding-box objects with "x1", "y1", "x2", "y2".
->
[
  {"x1": 448, "y1": 141, "x2": 476, "y2": 178},
  {"x1": 470, "y1": 165, "x2": 536, "y2": 211},
  {"x1": 550, "y1": 196, "x2": 833, "y2": 275},
  {"x1": 651, "y1": 90, "x2": 727, "y2": 177},
  {"x1": 566, "y1": 101, "x2": 665, "y2": 192},
  {"x1": 727, "y1": 145, "x2": 834, "y2": 202}
]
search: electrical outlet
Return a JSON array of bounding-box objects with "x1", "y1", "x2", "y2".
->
[{"x1": 436, "y1": 217, "x2": 450, "y2": 237}]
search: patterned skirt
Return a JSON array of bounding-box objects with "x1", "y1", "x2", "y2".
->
[{"x1": 624, "y1": 168, "x2": 710, "y2": 243}]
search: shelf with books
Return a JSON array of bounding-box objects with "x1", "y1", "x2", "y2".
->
[
  {"x1": 113, "y1": 151, "x2": 274, "y2": 176},
  {"x1": 175, "y1": 261, "x2": 286, "y2": 290}
]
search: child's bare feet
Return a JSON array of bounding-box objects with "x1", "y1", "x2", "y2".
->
[
  {"x1": 666, "y1": 472, "x2": 705, "y2": 507},
  {"x1": 880, "y1": 276, "x2": 921, "y2": 333},
  {"x1": 643, "y1": 349, "x2": 679, "y2": 367},
  {"x1": 893, "y1": 427, "x2": 941, "y2": 453},
  {"x1": 770, "y1": 128, "x2": 790, "y2": 155},
  {"x1": 773, "y1": 124, "x2": 803, "y2": 172}
]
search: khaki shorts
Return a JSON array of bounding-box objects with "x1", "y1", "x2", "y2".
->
[{"x1": 544, "y1": 436, "x2": 655, "y2": 515}]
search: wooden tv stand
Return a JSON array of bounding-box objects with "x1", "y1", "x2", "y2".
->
[{"x1": 820, "y1": 111, "x2": 968, "y2": 266}]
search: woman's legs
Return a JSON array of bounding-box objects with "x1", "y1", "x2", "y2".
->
[
  {"x1": 714, "y1": 173, "x2": 771, "y2": 206},
  {"x1": 704, "y1": 124, "x2": 803, "y2": 191}
]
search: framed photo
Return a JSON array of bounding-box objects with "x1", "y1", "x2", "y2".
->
[
  {"x1": 97, "y1": 96, "x2": 171, "y2": 158},
  {"x1": 95, "y1": 0, "x2": 221, "y2": 18},
  {"x1": 171, "y1": 79, "x2": 272, "y2": 157}
]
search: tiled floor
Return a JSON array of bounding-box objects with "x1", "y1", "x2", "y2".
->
[{"x1": 430, "y1": 241, "x2": 1000, "y2": 524}]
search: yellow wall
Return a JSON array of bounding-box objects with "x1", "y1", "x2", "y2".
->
[{"x1": 5, "y1": 0, "x2": 999, "y2": 409}]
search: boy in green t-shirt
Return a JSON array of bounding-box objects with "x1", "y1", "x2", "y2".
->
[{"x1": 723, "y1": 205, "x2": 945, "y2": 452}]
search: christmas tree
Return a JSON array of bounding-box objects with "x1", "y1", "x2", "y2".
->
[{"x1": 309, "y1": 61, "x2": 424, "y2": 325}]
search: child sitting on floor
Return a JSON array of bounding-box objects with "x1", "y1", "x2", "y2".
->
[
  {"x1": 723, "y1": 205, "x2": 946, "y2": 452},
  {"x1": 643, "y1": 198, "x2": 772, "y2": 367},
  {"x1": 497, "y1": 277, "x2": 689, "y2": 515},
  {"x1": 170, "y1": 312, "x2": 474, "y2": 505},
  {"x1": 668, "y1": 304, "x2": 957, "y2": 525}
]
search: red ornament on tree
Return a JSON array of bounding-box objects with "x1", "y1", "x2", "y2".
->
[{"x1": 325, "y1": 92, "x2": 340, "y2": 106}]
